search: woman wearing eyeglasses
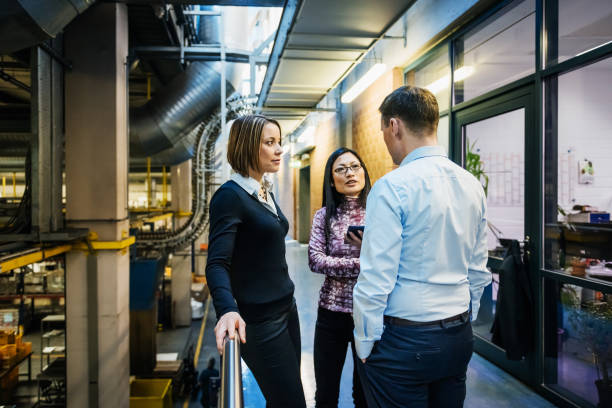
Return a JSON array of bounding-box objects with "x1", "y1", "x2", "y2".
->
[{"x1": 308, "y1": 147, "x2": 371, "y2": 408}]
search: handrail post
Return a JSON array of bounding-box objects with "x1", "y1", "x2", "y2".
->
[{"x1": 219, "y1": 336, "x2": 244, "y2": 408}]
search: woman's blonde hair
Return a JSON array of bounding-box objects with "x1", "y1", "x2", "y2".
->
[{"x1": 227, "y1": 114, "x2": 281, "y2": 177}]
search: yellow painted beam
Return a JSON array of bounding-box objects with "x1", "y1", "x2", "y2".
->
[
  {"x1": 129, "y1": 207, "x2": 165, "y2": 213},
  {"x1": 147, "y1": 157, "x2": 152, "y2": 209},
  {"x1": 12, "y1": 172, "x2": 16, "y2": 197},
  {"x1": 176, "y1": 211, "x2": 193, "y2": 217},
  {"x1": 144, "y1": 212, "x2": 172, "y2": 223},
  {"x1": 162, "y1": 166, "x2": 167, "y2": 207},
  {"x1": 0, "y1": 245, "x2": 72, "y2": 274},
  {"x1": 72, "y1": 236, "x2": 136, "y2": 251}
]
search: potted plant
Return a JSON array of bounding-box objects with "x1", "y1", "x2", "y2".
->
[
  {"x1": 465, "y1": 139, "x2": 489, "y2": 196},
  {"x1": 566, "y1": 292, "x2": 612, "y2": 407}
]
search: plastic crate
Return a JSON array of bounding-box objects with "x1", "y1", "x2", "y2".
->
[{"x1": 129, "y1": 379, "x2": 172, "y2": 408}]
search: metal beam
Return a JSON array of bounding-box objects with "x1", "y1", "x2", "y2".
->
[
  {"x1": 257, "y1": 0, "x2": 302, "y2": 108},
  {"x1": 132, "y1": 46, "x2": 268, "y2": 63},
  {"x1": 109, "y1": 0, "x2": 284, "y2": 5},
  {"x1": 0, "y1": 69, "x2": 31, "y2": 93},
  {"x1": 259, "y1": 107, "x2": 336, "y2": 112}
]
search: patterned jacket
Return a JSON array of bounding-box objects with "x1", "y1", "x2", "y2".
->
[{"x1": 308, "y1": 198, "x2": 365, "y2": 313}]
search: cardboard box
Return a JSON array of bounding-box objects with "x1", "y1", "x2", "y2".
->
[{"x1": 567, "y1": 212, "x2": 610, "y2": 224}]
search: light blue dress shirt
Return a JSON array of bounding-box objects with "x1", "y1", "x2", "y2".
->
[
  {"x1": 353, "y1": 145, "x2": 491, "y2": 359},
  {"x1": 229, "y1": 172, "x2": 277, "y2": 216}
]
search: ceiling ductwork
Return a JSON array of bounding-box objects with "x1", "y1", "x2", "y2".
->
[
  {"x1": 0, "y1": 0, "x2": 97, "y2": 54},
  {"x1": 129, "y1": 61, "x2": 234, "y2": 165},
  {"x1": 130, "y1": 7, "x2": 235, "y2": 167}
]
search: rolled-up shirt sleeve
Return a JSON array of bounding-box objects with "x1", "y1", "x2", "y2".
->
[
  {"x1": 308, "y1": 208, "x2": 360, "y2": 278},
  {"x1": 353, "y1": 179, "x2": 403, "y2": 359},
  {"x1": 468, "y1": 199, "x2": 491, "y2": 320},
  {"x1": 205, "y1": 188, "x2": 242, "y2": 319}
]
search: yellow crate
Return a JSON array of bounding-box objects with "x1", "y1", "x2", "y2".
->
[
  {"x1": 0, "y1": 344, "x2": 16, "y2": 358},
  {"x1": 129, "y1": 379, "x2": 172, "y2": 408},
  {"x1": 18, "y1": 341, "x2": 32, "y2": 357}
]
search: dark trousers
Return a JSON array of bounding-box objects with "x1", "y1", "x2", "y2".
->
[
  {"x1": 241, "y1": 300, "x2": 306, "y2": 408},
  {"x1": 314, "y1": 307, "x2": 367, "y2": 408},
  {"x1": 357, "y1": 317, "x2": 473, "y2": 408}
]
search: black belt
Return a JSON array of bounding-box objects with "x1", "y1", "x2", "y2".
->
[{"x1": 384, "y1": 311, "x2": 469, "y2": 328}]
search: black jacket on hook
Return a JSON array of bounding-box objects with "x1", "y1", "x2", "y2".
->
[{"x1": 491, "y1": 239, "x2": 534, "y2": 360}]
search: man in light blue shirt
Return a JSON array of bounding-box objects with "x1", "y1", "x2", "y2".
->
[{"x1": 353, "y1": 86, "x2": 491, "y2": 408}]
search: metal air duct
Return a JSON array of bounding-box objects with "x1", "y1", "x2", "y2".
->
[
  {"x1": 129, "y1": 61, "x2": 234, "y2": 164},
  {"x1": 0, "y1": 0, "x2": 96, "y2": 54}
]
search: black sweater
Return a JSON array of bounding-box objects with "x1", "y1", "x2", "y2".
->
[{"x1": 205, "y1": 180, "x2": 294, "y2": 323}]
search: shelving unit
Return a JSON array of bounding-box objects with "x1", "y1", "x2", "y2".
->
[{"x1": 40, "y1": 315, "x2": 65, "y2": 372}]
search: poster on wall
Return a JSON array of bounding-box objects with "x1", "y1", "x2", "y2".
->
[{"x1": 578, "y1": 159, "x2": 594, "y2": 184}]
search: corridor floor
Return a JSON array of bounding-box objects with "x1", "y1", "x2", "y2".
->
[{"x1": 183, "y1": 243, "x2": 558, "y2": 408}]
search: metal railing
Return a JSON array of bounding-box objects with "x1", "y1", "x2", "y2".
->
[{"x1": 219, "y1": 336, "x2": 244, "y2": 408}]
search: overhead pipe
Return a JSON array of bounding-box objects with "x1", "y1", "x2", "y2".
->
[{"x1": 129, "y1": 5, "x2": 236, "y2": 166}]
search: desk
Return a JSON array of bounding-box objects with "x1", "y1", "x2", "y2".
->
[{"x1": 0, "y1": 351, "x2": 32, "y2": 381}]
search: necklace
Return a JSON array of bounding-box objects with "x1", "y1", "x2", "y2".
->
[{"x1": 258, "y1": 185, "x2": 268, "y2": 202}]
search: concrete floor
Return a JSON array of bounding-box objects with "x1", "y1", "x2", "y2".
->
[{"x1": 166, "y1": 243, "x2": 559, "y2": 408}]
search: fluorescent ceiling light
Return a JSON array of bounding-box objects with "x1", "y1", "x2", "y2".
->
[
  {"x1": 575, "y1": 40, "x2": 612, "y2": 57},
  {"x1": 424, "y1": 66, "x2": 475, "y2": 94},
  {"x1": 297, "y1": 126, "x2": 316, "y2": 147},
  {"x1": 341, "y1": 63, "x2": 387, "y2": 103},
  {"x1": 454, "y1": 66, "x2": 474, "y2": 81}
]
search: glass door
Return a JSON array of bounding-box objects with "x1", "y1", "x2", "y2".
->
[{"x1": 453, "y1": 86, "x2": 537, "y2": 383}]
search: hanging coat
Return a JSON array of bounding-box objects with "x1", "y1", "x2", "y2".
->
[{"x1": 491, "y1": 239, "x2": 534, "y2": 360}]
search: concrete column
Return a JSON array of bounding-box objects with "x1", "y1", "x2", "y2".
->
[
  {"x1": 170, "y1": 160, "x2": 192, "y2": 326},
  {"x1": 64, "y1": 4, "x2": 130, "y2": 407},
  {"x1": 31, "y1": 37, "x2": 64, "y2": 234}
]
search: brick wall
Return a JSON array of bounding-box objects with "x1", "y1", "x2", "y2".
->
[
  {"x1": 352, "y1": 67, "x2": 403, "y2": 183},
  {"x1": 310, "y1": 114, "x2": 341, "y2": 221}
]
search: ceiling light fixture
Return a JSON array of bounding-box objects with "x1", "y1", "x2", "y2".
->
[
  {"x1": 341, "y1": 63, "x2": 387, "y2": 103},
  {"x1": 297, "y1": 126, "x2": 316, "y2": 147},
  {"x1": 424, "y1": 66, "x2": 475, "y2": 94}
]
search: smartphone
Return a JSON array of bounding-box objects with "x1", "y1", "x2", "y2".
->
[
  {"x1": 347, "y1": 225, "x2": 365, "y2": 235},
  {"x1": 345, "y1": 226, "x2": 365, "y2": 243}
]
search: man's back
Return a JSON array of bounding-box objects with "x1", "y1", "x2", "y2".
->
[{"x1": 364, "y1": 146, "x2": 488, "y2": 321}]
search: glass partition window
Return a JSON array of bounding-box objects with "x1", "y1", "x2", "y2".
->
[
  {"x1": 405, "y1": 45, "x2": 451, "y2": 112},
  {"x1": 463, "y1": 109, "x2": 525, "y2": 252},
  {"x1": 546, "y1": 0, "x2": 612, "y2": 66},
  {"x1": 438, "y1": 115, "x2": 449, "y2": 155},
  {"x1": 544, "y1": 56, "x2": 612, "y2": 282},
  {"x1": 544, "y1": 280, "x2": 612, "y2": 406},
  {"x1": 454, "y1": 0, "x2": 535, "y2": 104},
  {"x1": 472, "y1": 267, "x2": 499, "y2": 341}
]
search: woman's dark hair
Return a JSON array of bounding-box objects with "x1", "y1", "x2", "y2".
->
[{"x1": 321, "y1": 147, "x2": 371, "y2": 253}]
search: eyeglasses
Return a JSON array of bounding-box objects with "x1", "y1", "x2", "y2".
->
[{"x1": 333, "y1": 164, "x2": 362, "y2": 175}]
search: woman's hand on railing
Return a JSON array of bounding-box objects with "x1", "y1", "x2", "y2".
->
[{"x1": 215, "y1": 311, "x2": 246, "y2": 354}]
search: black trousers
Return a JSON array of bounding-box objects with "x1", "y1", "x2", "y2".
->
[
  {"x1": 357, "y1": 317, "x2": 473, "y2": 408},
  {"x1": 314, "y1": 307, "x2": 367, "y2": 408},
  {"x1": 241, "y1": 300, "x2": 306, "y2": 408}
]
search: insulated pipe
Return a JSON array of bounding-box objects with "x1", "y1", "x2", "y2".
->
[
  {"x1": 129, "y1": 61, "x2": 235, "y2": 162},
  {"x1": 0, "y1": 0, "x2": 96, "y2": 54}
]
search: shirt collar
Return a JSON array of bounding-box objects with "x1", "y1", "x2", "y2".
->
[
  {"x1": 230, "y1": 172, "x2": 274, "y2": 196},
  {"x1": 230, "y1": 172, "x2": 261, "y2": 196},
  {"x1": 399, "y1": 145, "x2": 447, "y2": 167}
]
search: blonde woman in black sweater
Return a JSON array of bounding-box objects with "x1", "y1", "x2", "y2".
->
[{"x1": 205, "y1": 114, "x2": 306, "y2": 407}]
